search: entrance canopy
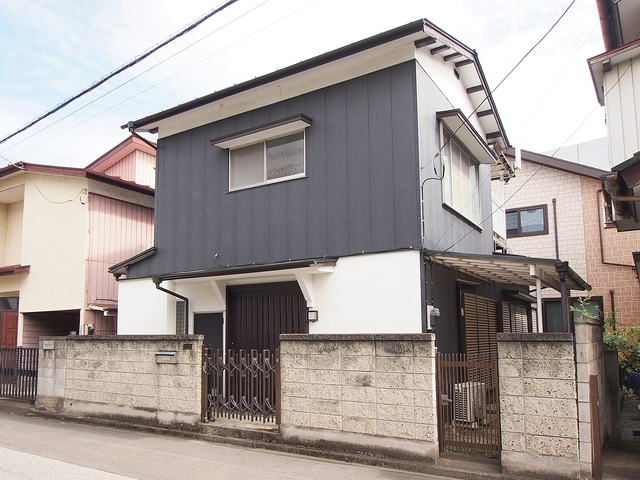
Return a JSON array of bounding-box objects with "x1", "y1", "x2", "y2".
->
[
  {"x1": 426, "y1": 250, "x2": 591, "y2": 333},
  {"x1": 425, "y1": 251, "x2": 590, "y2": 292}
]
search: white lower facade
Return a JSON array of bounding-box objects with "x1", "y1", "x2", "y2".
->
[{"x1": 117, "y1": 249, "x2": 424, "y2": 336}]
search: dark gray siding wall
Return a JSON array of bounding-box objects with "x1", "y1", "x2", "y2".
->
[
  {"x1": 128, "y1": 61, "x2": 422, "y2": 278},
  {"x1": 415, "y1": 63, "x2": 494, "y2": 255}
]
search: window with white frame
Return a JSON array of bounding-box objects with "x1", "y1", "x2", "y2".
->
[
  {"x1": 211, "y1": 115, "x2": 312, "y2": 192},
  {"x1": 229, "y1": 131, "x2": 305, "y2": 190},
  {"x1": 441, "y1": 127, "x2": 480, "y2": 223}
]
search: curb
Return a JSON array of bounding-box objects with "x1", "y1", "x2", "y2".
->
[{"x1": 26, "y1": 410, "x2": 538, "y2": 480}]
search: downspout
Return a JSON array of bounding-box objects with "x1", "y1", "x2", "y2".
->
[
  {"x1": 128, "y1": 124, "x2": 158, "y2": 151},
  {"x1": 610, "y1": 289, "x2": 616, "y2": 331},
  {"x1": 552, "y1": 198, "x2": 559, "y2": 259},
  {"x1": 597, "y1": 189, "x2": 635, "y2": 268},
  {"x1": 152, "y1": 276, "x2": 190, "y2": 334}
]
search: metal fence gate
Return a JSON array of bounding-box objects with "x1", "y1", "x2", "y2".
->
[
  {"x1": 202, "y1": 348, "x2": 279, "y2": 423},
  {"x1": 0, "y1": 347, "x2": 38, "y2": 402},
  {"x1": 436, "y1": 352, "x2": 500, "y2": 458}
]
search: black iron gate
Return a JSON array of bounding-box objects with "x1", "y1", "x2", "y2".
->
[
  {"x1": 202, "y1": 347, "x2": 279, "y2": 423},
  {"x1": 436, "y1": 352, "x2": 500, "y2": 457},
  {"x1": 0, "y1": 347, "x2": 38, "y2": 402}
]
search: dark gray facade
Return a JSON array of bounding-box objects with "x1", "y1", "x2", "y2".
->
[{"x1": 128, "y1": 60, "x2": 496, "y2": 280}]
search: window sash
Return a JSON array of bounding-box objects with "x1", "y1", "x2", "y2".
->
[
  {"x1": 506, "y1": 205, "x2": 548, "y2": 238},
  {"x1": 229, "y1": 132, "x2": 305, "y2": 191},
  {"x1": 442, "y1": 128, "x2": 480, "y2": 223}
]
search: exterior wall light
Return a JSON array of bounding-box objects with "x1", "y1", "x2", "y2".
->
[
  {"x1": 634, "y1": 252, "x2": 640, "y2": 281},
  {"x1": 307, "y1": 310, "x2": 319, "y2": 322}
]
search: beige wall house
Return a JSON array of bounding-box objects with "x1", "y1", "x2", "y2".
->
[
  {"x1": 0, "y1": 135, "x2": 155, "y2": 347},
  {"x1": 492, "y1": 148, "x2": 640, "y2": 329}
]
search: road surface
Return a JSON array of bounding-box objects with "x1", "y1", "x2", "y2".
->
[{"x1": 0, "y1": 413, "x2": 453, "y2": 480}]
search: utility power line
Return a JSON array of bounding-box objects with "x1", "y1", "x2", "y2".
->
[{"x1": 0, "y1": 0, "x2": 240, "y2": 147}]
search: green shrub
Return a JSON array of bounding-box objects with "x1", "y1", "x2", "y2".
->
[{"x1": 603, "y1": 327, "x2": 640, "y2": 376}]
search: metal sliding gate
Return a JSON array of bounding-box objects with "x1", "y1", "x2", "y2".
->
[
  {"x1": 436, "y1": 352, "x2": 500, "y2": 458},
  {"x1": 0, "y1": 347, "x2": 39, "y2": 402},
  {"x1": 202, "y1": 348, "x2": 279, "y2": 423}
]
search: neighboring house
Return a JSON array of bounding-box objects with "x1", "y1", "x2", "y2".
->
[
  {"x1": 589, "y1": 0, "x2": 640, "y2": 232},
  {"x1": 494, "y1": 148, "x2": 640, "y2": 329},
  {"x1": 114, "y1": 19, "x2": 589, "y2": 356},
  {"x1": 0, "y1": 135, "x2": 155, "y2": 347}
]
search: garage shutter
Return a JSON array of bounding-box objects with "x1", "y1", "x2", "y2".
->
[{"x1": 463, "y1": 293, "x2": 498, "y2": 357}]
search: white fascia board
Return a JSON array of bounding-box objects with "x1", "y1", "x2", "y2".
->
[
  {"x1": 589, "y1": 42, "x2": 640, "y2": 105},
  {"x1": 154, "y1": 38, "x2": 420, "y2": 139}
]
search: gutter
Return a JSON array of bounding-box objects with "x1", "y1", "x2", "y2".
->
[{"x1": 152, "y1": 277, "x2": 189, "y2": 334}]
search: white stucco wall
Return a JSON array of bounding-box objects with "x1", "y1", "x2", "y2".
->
[
  {"x1": 117, "y1": 277, "x2": 175, "y2": 334},
  {"x1": 118, "y1": 250, "x2": 424, "y2": 337},
  {"x1": 310, "y1": 250, "x2": 423, "y2": 334}
]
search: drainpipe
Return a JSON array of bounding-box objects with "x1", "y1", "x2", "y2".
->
[
  {"x1": 610, "y1": 289, "x2": 616, "y2": 331},
  {"x1": 596, "y1": 189, "x2": 635, "y2": 268},
  {"x1": 552, "y1": 198, "x2": 559, "y2": 259},
  {"x1": 127, "y1": 123, "x2": 158, "y2": 151},
  {"x1": 152, "y1": 276, "x2": 190, "y2": 334}
]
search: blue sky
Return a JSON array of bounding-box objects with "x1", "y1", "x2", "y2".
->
[{"x1": 0, "y1": 0, "x2": 605, "y2": 168}]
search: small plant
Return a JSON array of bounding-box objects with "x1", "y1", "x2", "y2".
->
[{"x1": 570, "y1": 295, "x2": 639, "y2": 375}]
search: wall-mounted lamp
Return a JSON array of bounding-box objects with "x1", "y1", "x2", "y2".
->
[
  {"x1": 307, "y1": 310, "x2": 319, "y2": 322},
  {"x1": 633, "y1": 252, "x2": 640, "y2": 281}
]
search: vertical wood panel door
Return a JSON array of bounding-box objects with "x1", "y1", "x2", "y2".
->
[
  {"x1": 1, "y1": 312, "x2": 18, "y2": 347},
  {"x1": 227, "y1": 282, "x2": 308, "y2": 352},
  {"x1": 463, "y1": 293, "x2": 498, "y2": 357}
]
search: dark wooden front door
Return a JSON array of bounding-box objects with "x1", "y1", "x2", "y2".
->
[
  {"x1": 227, "y1": 282, "x2": 308, "y2": 352},
  {"x1": 194, "y1": 313, "x2": 224, "y2": 351},
  {"x1": 1, "y1": 312, "x2": 18, "y2": 348}
]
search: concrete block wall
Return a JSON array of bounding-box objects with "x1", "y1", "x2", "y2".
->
[
  {"x1": 279, "y1": 334, "x2": 438, "y2": 462},
  {"x1": 36, "y1": 335, "x2": 203, "y2": 427},
  {"x1": 574, "y1": 317, "x2": 606, "y2": 476},
  {"x1": 497, "y1": 333, "x2": 581, "y2": 479}
]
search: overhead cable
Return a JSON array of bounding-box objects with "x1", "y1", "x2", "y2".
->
[{"x1": 0, "y1": 0, "x2": 240, "y2": 147}]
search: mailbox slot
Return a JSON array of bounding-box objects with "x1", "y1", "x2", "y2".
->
[{"x1": 155, "y1": 351, "x2": 177, "y2": 364}]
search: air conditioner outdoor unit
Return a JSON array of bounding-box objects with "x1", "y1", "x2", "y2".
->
[{"x1": 453, "y1": 381, "x2": 486, "y2": 424}]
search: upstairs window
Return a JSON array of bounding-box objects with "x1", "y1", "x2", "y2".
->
[
  {"x1": 506, "y1": 205, "x2": 548, "y2": 238},
  {"x1": 442, "y1": 128, "x2": 480, "y2": 223},
  {"x1": 229, "y1": 132, "x2": 305, "y2": 190},
  {"x1": 211, "y1": 114, "x2": 312, "y2": 192}
]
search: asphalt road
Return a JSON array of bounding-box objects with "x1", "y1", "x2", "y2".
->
[{"x1": 0, "y1": 414, "x2": 452, "y2": 480}]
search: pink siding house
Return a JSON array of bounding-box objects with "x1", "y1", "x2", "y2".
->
[{"x1": 0, "y1": 136, "x2": 155, "y2": 347}]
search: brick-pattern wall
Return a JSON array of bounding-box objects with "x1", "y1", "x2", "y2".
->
[
  {"x1": 36, "y1": 335, "x2": 203, "y2": 427},
  {"x1": 279, "y1": 334, "x2": 438, "y2": 461},
  {"x1": 497, "y1": 161, "x2": 588, "y2": 283},
  {"x1": 494, "y1": 160, "x2": 640, "y2": 327},
  {"x1": 497, "y1": 333, "x2": 581, "y2": 479},
  {"x1": 581, "y1": 176, "x2": 640, "y2": 328}
]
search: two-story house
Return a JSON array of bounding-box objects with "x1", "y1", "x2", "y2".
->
[
  {"x1": 113, "y1": 19, "x2": 589, "y2": 356},
  {"x1": 494, "y1": 148, "x2": 640, "y2": 328},
  {"x1": 0, "y1": 135, "x2": 155, "y2": 347},
  {"x1": 589, "y1": 0, "x2": 640, "y2": 233}
]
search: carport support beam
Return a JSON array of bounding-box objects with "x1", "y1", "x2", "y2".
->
[
  {"x1": 555, "y1": 262, "x2": 570, "y2": 333},
  {"x1": 536, "y1": 277, "x2": 543, "y2": 332}
]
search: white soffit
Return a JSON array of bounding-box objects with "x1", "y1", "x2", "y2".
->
[{"x1": 437, "y1": 110, "x2": 497, "y2": 164}]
